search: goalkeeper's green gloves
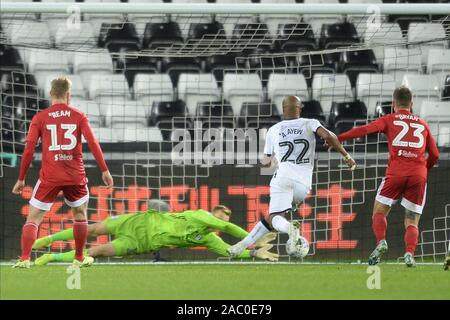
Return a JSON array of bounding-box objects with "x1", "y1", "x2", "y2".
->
[
  {"x1": 254, "y1": 232, "x2": 277, "y2": 248},
  {"x1": 251, "y1": 245, "x2": 279, "y2": 262}
]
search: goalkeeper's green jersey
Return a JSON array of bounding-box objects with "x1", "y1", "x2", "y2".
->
[{"x1": 105, "y1": 209, "x2": 252, "y2": 258}]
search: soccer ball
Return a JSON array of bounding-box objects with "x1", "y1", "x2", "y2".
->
[{"x1": 286, "y1": 236, "x2": 310, "y2": 258}]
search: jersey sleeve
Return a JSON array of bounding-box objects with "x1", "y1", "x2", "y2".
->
[
  {"x1": 200, "y1": 233, "x2": 251, "y2": 258},
  {"x1": 425, "y1": 124, "x2": 440, "y2": 170},
  {"x1": 18, "y1": 115, "x2": 40, "y2": 180},
  {"x1": 338, "y1": 117, "x2": 387, "y2": 142},
  {"x1": 80, "y1": 114, "x2": 108, "y2": 172},
  {"x1": 308, "y1": 119, "x2": 322, "y2": 133},
  {"x1": 263, "y1": 128, "x2": 274, "y2": 156},
  {"x1": 192, "y1": 210, "x2": 249, "y2": 239}
]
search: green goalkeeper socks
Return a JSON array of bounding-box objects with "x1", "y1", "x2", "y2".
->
[
  {"x1": 53, "y1": 249, "x2": 88, "y2": 262},
  {"x1": 49, "y1": 228, "x2": 74, "y2": 241}
]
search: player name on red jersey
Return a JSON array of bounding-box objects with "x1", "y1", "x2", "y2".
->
[{"x1": 48, "y1": 110, "x2": 71, "y2": 118}]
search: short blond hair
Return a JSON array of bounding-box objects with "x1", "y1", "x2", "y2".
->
[{"x1": 50, "y1": 77, "x2": 72, "y2": 99}]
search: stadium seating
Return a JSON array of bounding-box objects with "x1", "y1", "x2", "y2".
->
[
  {"x1": 134, "y1": 73, "x2": 174, "y2": 115},
  {"x1": 339, "y1": 49, "x2": 379, "y2": 87},
  {"x1": 177, "y1": 73, "x2": 221, "y2": 115},
  {"x1": 427, "y1": 49, "x2": 450, "y2": 81},
  {"x1": 223, "y1": 73, "x2": 264, "y2": 115},
  {"x1": 115, "y1": 127, "x2": 164, "y2": 143},
  {"x1": 383, "y1": 47, "x2": 422, "y2": 85},
  {"x1": 319, "y1": 22, "x2": 360, "y2": 49},
  {"x1": 149, "y1": 100, "x2": 192, "y2": 141},
  {"x1": 0, "y1": 47, "x2": 24, "y2": 75},
  {"x1": 364, "y1": 22, "x2": 404, "y2": 64},
  {"x1": 142, "y1": 22, "x2": 184, "y2": 50},
  {"x1": 267, "y1": 73, "x2": 309, "y2": 112},
  {"x1": 70, "y1": 98, "x2": 102, "y2": 128},
  {"x1": 443, "y1": 75, "x2": 450, "y2": 100},
  {"x1": 328, "y1": 101, "x2": 368, "y2": 144},
  {"x1": 196, "y1": 101, "x2": 235, "y2": 129},
  {"x1": 275, "y1": 23, "x2": 317, "y2": 53},
  {"x1": 9, "y1": 21, "x2": 51, "y2": 47},
  {"x1": 312, "y1": 73, "x2": 353, "y2": 116},
  {"x1": 54, "y1": 22, "x2": 97, "y2": 51},
  {"x1": 300, "y1": 100, "x2": 326, "y2": 124},
  {"x1": 162, "y1": 57, "x2": 202, "y2": 86},
  {"x1": 73, "y1": 50, "x2": 114, "y2": 88},
  {"x1": 88, "y1": 74, "x2": 131, "y2": 114},
  {"x1": 408, "y1": 22, "x2": 447, "y2": 64},
  {"x1": 205, "y1": 54, "x2": 247, "y2": 84},
  {"x1": 42, "y1": 74, "x2": 86, "y2": 100},
  {"x1": 237, "y1": 102, "x2": 281, "y2": 129},
  {"x1": 420, "y1": 100, "x2": 450, "y2": 147},
  {"x1": 104, "y1": 100, "x2": 148, "y2": 129},
  {"x1": 401, "y1": 74, "x2": 441, "y2": 115},
  {"x1": 356, "y1": 73, "x2": 396, "y2": 116}
]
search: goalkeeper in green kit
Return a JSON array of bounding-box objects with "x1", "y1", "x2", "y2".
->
[{"x1": 32, "y1": 204, "x2": 278, "y2": 266}]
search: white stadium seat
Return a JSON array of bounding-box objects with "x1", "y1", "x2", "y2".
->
[
  {"x1": 267, "y1": 73, "x2": 309, "y2": 113},
  {"x1": 364, "y1": 23, "x2": 404, "y2": 64},
  {"x1": 177, "y1": 73, "x2": 221, "y2": 115},
  {"x1": 27, "y1": 49, "x2": 70, "y2": 74},
  {"x1": 104, "y1": 100, "x2": 148, "y2": 129},
  {"x1": 408, "y1": 23, "x2": 447, "y2": 65},
  {"x1": 9, "y1": 21, "x2": 51, "y2": 47},
  {"x1": 89, "y1": 127, "x2": 118, "y2": 143},
  {"x1": 71, "y1": 98, "x2": 103, "y2": 128},
  {"x1": 73, "y1": 50, "x2": 114, "y2": 88},
  {"x1": 114, "y1": 127, "x2": 163, "y2": 143},
  {"x1": 356, "y1": 73, "x2": 396, "y2": 116},
  {"x1": 427, "y1": 49, "x2": 450, "y2": 83},
  {"x1": 383, "y1": 47, "x2": 422, "y2": 85},
  {"x1": 89, "y1": 74, "x2": 131, "y2": 115},
  {"x1": 54, "y1": 22, "x2": 96, "y2": 50},
  {"x1": 134, "y1": 73, "x2": 174, "y2": 115},
  {"x1": 402, "y1": 74, "x2": 441, "y2": 116},
  {"x1": 223, "y1": 73, "x2": 264, "y2": 115},
  {"x1": 420, "y1": 101, "x2": 450, "y2": 147},
  {"x1": 312, "y1": 73, "x2": 353, "y2": 116}
]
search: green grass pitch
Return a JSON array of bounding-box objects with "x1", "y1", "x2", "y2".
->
[{"x1": 1, "y1": 264, "x2": 449, "y2": 300}]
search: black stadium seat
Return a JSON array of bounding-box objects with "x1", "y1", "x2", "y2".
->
[
  {"x1": 300, "y1": 100, "x2": 326, "y2": 124},
  {"x1": 205, "y1": 54, "x2": 246, "y2": 85},
  {"x1": 188, "y1": 22, "x2": 226, "y2": 41},
  {"x1": 339, "y1": 49, "x2": 379, "y2": 87},
  {"x1": 142, "y1": 22, "x2": 184, "y2": 50},
  {"x1": 442, "y1": 74, "x2": 450, "y2": 100},
  {"x1": 196, "y1": 101, "x2": 234, "y2": 129},
  {"x1": 319, "y1": 22, "x2": 359, "y2": 50},
  {"x1": 237, "y1": 102, "x2": 281, "y2": 129},
  {"x1": 123, "y1": 56, "x2": 160, "y2": 88},
  {"x1": 0, "y1": 47, "x2": 24, "y2": 75},
  {"x1": 374, "y1": 101, "x2": 393, "y2": 118},
  {"x1": 161, "y1": 57, "x2": 202, "y2": 86},
  {"x1": 232, "y1": 23, "x2": 271, "y2": 53},
  {"x1": 328, "y1": 101, "x2": 368, "y2": 138},
  {"x1": 1, "y1": 71, "x2": 38, "y2": 95},
  {"x1": 149, "y1": 100, "x2": 192, "y2": 141},
  {"x1": 98, "y1": 23, "x2": 140, "y2": 51},
  {"x1": 297, "y1": 53, "x2": 336, "y2": 87},
  {"x1": 275, "y1": 23, "x2": 317, "y2": 52}
]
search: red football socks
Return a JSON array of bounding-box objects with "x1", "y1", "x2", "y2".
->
[
  {"x1": 20, "y1": 222, "x2": 39, "y2": 261},
  {"x1": 405, "y1": 224, "x2": 419, "y2": 255},
  {"x1": 73, "y1": 219, "x2": 88, "y2": 262},
  {"x1": 372, "y1": 212, "x2": 387, "y2": 243}
]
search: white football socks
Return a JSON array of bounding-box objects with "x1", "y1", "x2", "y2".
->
[
  {"x1": 272, "y1": 215, "x2": 291, "y2": 234},
  {"x1": 240, "y1": 221, "x2": 270, "y2": 247}
]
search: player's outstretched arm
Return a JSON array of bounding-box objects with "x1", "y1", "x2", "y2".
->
[
  {"x1": 12, "y1": 116, "x2": 40, "y2": 195},
  {"x1": 80, "y1": 115, "x2": 113, "y2": 188},
  {"x1": 194, "y1": 210, "x2": 249, "y2": 239},
  {"x1": 316, "y1": 127, "x2": 356, "y2": 171},
  {"x1": 202, "y1": 233, "x2": 278, "y2": 261}
]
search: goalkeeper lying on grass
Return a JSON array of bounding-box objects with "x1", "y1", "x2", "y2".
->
[{"x1": 33, "y1": 205, "x2": 278, "y2": 266}]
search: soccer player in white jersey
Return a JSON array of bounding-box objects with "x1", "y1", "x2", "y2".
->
[{"x1": 228, "y1": 96, "x2": 356, "y2": 258}]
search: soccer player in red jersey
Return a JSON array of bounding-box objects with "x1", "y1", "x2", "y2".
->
[
  {"x1": 337, "y1": 86, "x2": 439, "y2": 267},
  {"x1": 11, "y1": 77, "x2": 114, "y2": 268}
]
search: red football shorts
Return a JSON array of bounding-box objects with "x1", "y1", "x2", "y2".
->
[
  {"x1": 30, "y1": 179, "x2": 89, "y2": 211},
  {"x1": 376, "y1": 175, "x2": 427, "y2": 214}
]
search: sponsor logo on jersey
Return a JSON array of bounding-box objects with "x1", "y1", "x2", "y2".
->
[{"x1": 398, "y1": 150, "x2": 418, "y2": 158}]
